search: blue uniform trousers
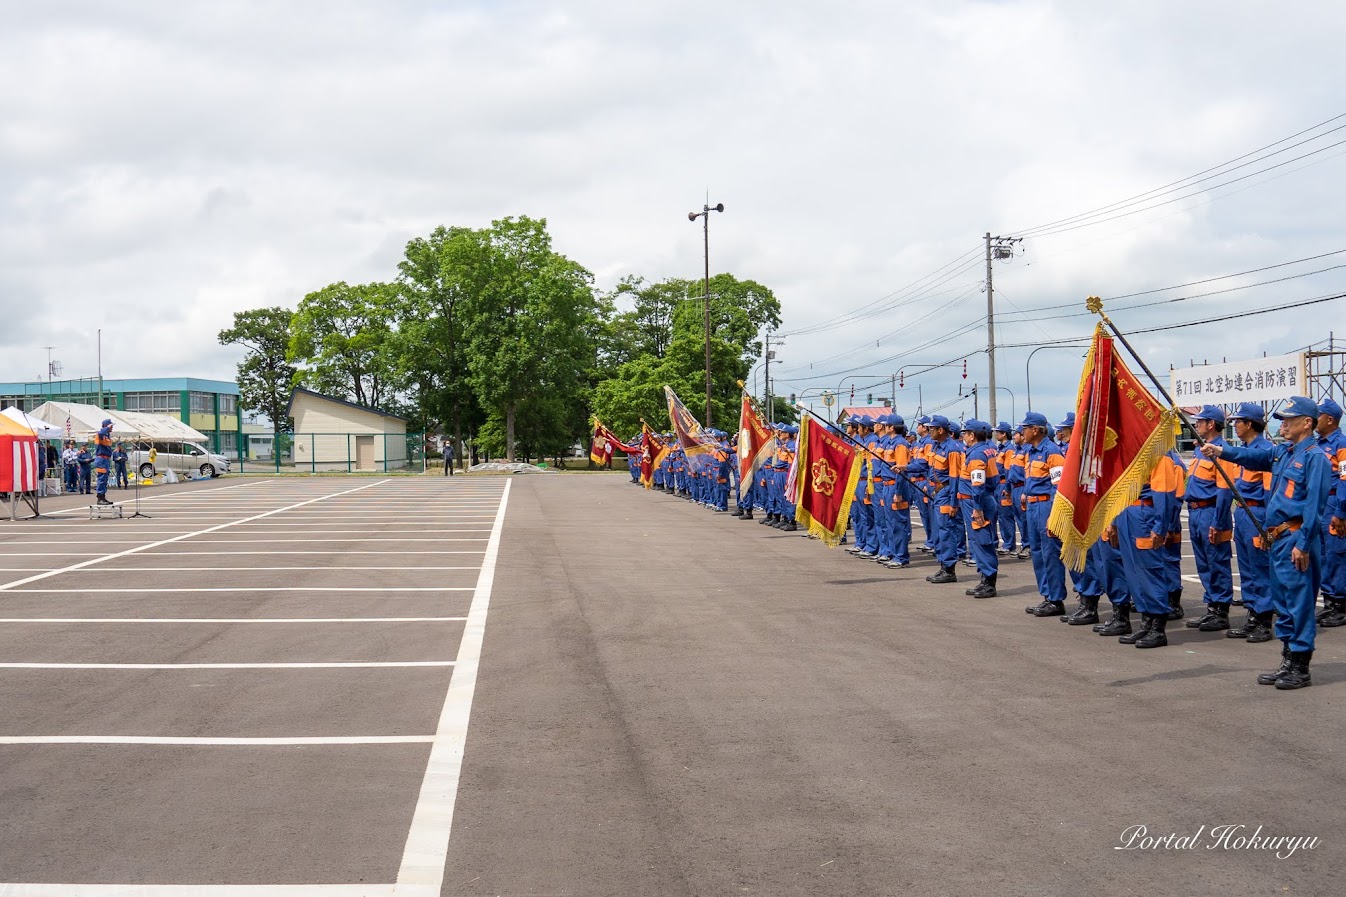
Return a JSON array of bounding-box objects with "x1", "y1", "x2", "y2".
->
[
  {"x1": 890, "y1": 488, "x2": 912, "y2": 563},
  {"x1": 1114, "y1": 509, "x2": 1169, "y2": 616},
  {"x1": 78, "y1": 464, "x2": 91, "y2": 493},
  {"x1": 95, "y1": 462, "x2": 110, "y2": 495},
  {"x1": 1025, "y1": 500, "x2": 1067, "y2": 602},
  {"x1": 915, "y1": 484, "x2": 933, "y2": 549},
  {"x1": 738, "y1": 481, "x2": 753, "y2": 511},
  {"x1": 1189, "y1": 505, "x2": 1234, "y2": 605},
  {"x1": 1097, "y1": 538, "x2": 1130, "y2": 608},
  {"x1": 1323, "y1": 529, "x2": 1346, "y2": 599},
  {"x1": 115, "y1": 462, "x2": 128, "y2": 488},
  {"x1": 1068, "y1": 545, "x2": 1104, "y2": 598},
  {"x1": 1270, "y1": 536, "x2": 1319, "y2": 652},
  {"x1": 1233, "y1": 507, "x2": 1271, "y2": 614},
  {"x1": 853, "y1": 482, "x2": 874, "y2": 550},
  {"x1": 64, "y1": 463, "x2": 78, "y2": 492},
  {"x1": 963, "y1": 501, "x2": 999, "y2": 576},
  {"x1": 998, "y1": 494, "x2": 1017, "y2": 549},
  {"x1": 874, "y1": 482, "x2": 895, "y2": 556},
  {"x1": 933, "y1": 499, "x2": 960, "y2": 569}
]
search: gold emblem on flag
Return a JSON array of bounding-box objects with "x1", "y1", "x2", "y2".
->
[{"x1": 812, "y1": 458, "x2": 838, "y2": 496}]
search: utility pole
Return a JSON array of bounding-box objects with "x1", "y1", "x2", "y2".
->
[
  {"x1": 984, "y1": 233, "x2": 1021, "y2": 426},
  {"x1": 688, "y1": 201, "x2": 724, "y2": 427},
  {"x1": 763, "y1": 330, "x2": 774, "y2": 424}
]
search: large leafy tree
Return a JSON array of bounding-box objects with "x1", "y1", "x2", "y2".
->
[
  {"x1": 217, "y1": 307, "x2": 298, "y2": 440},
  {"x1": 288, "y1": 281, "x2": 403, "y2": 407},
  {"x1": 393, "y1": 226, "x2": 488, "y2": 458},
  {"x1": 462, "y1": 216, "x2": 600, "y2": 461}
]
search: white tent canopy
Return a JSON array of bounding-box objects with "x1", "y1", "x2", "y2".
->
[
  {"x1": 28, "y1": 401, "x2": 207, "y2": 443},
  {"x1": 1, "y1": 407, "x2": 62, "y2": 439}
]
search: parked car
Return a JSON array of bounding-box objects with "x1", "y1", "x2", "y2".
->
[{"x1": 129, "y1": 440, "x2": 231, "y2": 479}]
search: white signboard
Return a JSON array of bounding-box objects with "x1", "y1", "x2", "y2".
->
[{"x1": 1169, "y1": 352, "x2": 1307, "y2": 408}]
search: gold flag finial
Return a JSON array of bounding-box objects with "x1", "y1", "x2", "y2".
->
[{"x1": 1086, "y1": 295, "x2": 1104, "y2": 315}]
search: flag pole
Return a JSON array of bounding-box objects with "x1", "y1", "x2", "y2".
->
[
  {"x1": 792, "y1": 402, "x2": 936, "y2": 502},
  {"x1": 1086, "y1": 296, "x2": 1266, "y2": 538}
]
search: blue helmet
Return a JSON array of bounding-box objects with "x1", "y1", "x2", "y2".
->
[
  {"x1": 1020, "y1": 411, "x2": 1050, "y2": 430},
  {"x1": 1055, "y1": 411, "x2": 1076, "y2": 430}
]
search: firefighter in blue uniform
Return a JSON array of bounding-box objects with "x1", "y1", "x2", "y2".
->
[
  {"x1": 924, "y1": 416, "x2": 963, "y2": 584},
  {"x1": 1315, "y1": 398, "x2": 1346, "y2": 626},
  {"x1": 1226, "y1": 403, "x2": 1276, "y2": 642},
  {"x1": 1203, "y1": 396, "x2": 1333, "y2": 689},
  {"x1": 882, "y1": 415, "x2": 915, "y2": 569},
  {"x1": 93, "y1": 419, "x2": 114, "y2": 505},
  {"x1": 1184, "y1": 405, "x2": 1238, "y2": 633},
  {"x1": 992, "y1": 422, "x2": 1017, "y2": 554},
  {"x1": 912, "y1": 417, "x2": 934, "y2": 552},
  {"x1": 76, "y1": 442, "x2": 94, "y2": 494},
  {"x1": 1056, "y1": 412, "x2": 1106, "y2": 625},
  {"x1": 1019, "y1": 412, "x2": 1069, "y2": 615},
  {"x1": 848, "y1": 416, "x2": 879, "y2": 556},
  {"x1": 958, "y1": 420, "x2": 1000, "y2": 597},
  {"x1": 112, "y1": 442, "x2": 130, "y2": 489}
]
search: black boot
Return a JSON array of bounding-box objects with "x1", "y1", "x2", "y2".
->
[
  {"x1": 759, "y1": 514, "x2": 771, "y2": 525},
  {"x1": 1245, "y1": 610, "x2": 1275, "y2": 643},
  {"x1": 1257, "y1": 642, "x2": 1293, "y2": 685},
  {"x1": 1322, "y1": 599, "x2": 1346, "y2": 628},
  {"x1": 1185, "y1": 605, "x2": 1220, "y2": 629},
  {"x1": 1059, "y1": 593, "x2": 1089, "y2": 623},
  {"x1": 1119, "y1": 613, "x2": 1154, "y2": 644},
  {"x1": 1275, "y1": 650, "x2": 1314, "y2": 690},
  {"x1": 1198, "y1": 603, "x2": 1231, "y2": 632},
  {"x1": 1026, "y1": 600, "x2": 1066, "y2": 617},
  {"x1": 740, "y1": 509, "x2": 754, "y2": 521},
  {"x1": 926, "y1": 567, "x2": 957, "y2": 584},
  {"x1": 730, "y1": 507, "x2": 744, "y2": 518},
  {"x1": 1134, "y1": 614, "x2": 1168, "y2": 648},
  {"x1": 1096, "y1": 603, "x2": 1133, "y2": 636},
  {"x1": 783, "y1": 520, "x2": 798, "y2": 532},
  {"x1": 1315, "y1": 597, "x2": 1339, "y2": 624},
  {"x1": 967, "y1": 573, "x2": 998, "y2": 598},
  {"x1": 1065, "y1": 594, "x2": 1101, "y2": 626},
  {"x1": 1227, "y1": 608, "x2": 1254, "y2": 635},
  {"x1": 1167, "y1": 589, "x2": 1185, "y2": 621}
]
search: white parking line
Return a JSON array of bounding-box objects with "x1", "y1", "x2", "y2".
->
[
  {"x1": 0, "y1": 657, "x2": 457, "y2": 662},
  {"x1": 1, "y1": 587, "x2": 473, "y2": 593},
  {"x1": 396, "y1": 479, "x2": 511, "y2": 893},
  {"x1": 0, "y1": 481, "x2": 392, "y2": 591},
  {"x1": 0, "y1": 617, "x2": 467, "y2": 623},
  {"x1": 0, "y1": 736, "x2": 433, "y2": 745}
]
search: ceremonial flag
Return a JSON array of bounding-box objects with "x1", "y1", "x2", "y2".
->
[
  {"x1": 737, "y1": 393, "x2": 776, "y2": 484},
  {"x1": 664, "y1": 386, "x2": 719, "y2": 455},
  {"x1": 639, "y1": 423, "x2": 668, "y2": 488},
  {"x1": 1048, "y1": 324, "x2": 1177, "y2": 571},
  {"x1": 589, "y1": 419, "x2": 636, "y2": 466},
  {"x1": 792, "y1": 415, "x2": 862, "y2": 547}
]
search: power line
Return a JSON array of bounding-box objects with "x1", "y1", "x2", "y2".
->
[{"x1": 1009, "y1": 111, "x2": 1346, "y2": 237}]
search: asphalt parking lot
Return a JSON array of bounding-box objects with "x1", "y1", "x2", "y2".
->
[{"x1": 0, "y1": 473, "x2": 1340, "y2": 896}]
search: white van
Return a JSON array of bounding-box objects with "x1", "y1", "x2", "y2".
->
[{"x1": 129, "y1": 440, "x2": 231, "y2": 479}]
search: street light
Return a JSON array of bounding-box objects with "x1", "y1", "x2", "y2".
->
[
  {"x1": 1026, "y1": 344, "x2": 1090, "y2": 411},
  {"x1": 992, "y1": 386, "x2": 1017, "y2": 426},
  {"x1": 688, "y1": 201, "x2": 724, "y2": 426}
]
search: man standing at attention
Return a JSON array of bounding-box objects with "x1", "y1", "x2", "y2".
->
[
  {"x1": 1201, "y1": 396, "x2": 1332, "y2": 689},
  {"x1": 1185, "y1": 406, "x2": 1238, "y2": 633}
]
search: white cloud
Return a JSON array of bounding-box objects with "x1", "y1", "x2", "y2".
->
[{"x1": 2, "y1": 0, "x2": 1344, "y2": 421}]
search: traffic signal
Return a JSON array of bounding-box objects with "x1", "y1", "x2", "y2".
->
[
  {"x1": 867, "y1": 393, "x2": 873, "y2": 404},
  {"x1": 789, "y1": 393, "x2": 796, "y2": 404}
]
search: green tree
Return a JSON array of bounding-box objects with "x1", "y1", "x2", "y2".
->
[
  {"x1": 462, "y1": 216, "x2": 599, "y2": 461},
  {"x1": 393, "y1": 226, "x2": 488, "y2": 463},
  {"x1": 217, "y1": 307, "x2": 298, "y2": 444},
  {"x1": 288, "y1": 281, "x2": 403, "y2": 408}
]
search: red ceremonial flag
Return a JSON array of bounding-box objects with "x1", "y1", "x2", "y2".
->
[
  {"x1": 737, "y1": 393, "x2": 776, "y2": 484},
  {"x1": 639, "y1": 423, "x2": 668, "y2": 488},
  {"x1": 590, "y1": 419, "x2": 636, "y2": 466},
  {"x1": 1048, "y1": 324, "x2": 1177, "y2": 571},
  {"x1": 792, "y1": 415, "x2": 862, "y2": 547}
]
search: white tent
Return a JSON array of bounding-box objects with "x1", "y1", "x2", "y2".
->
[
  {"x1": 1, "y1": 407, "x2": 63, "y2": 440},
  {"x1": 28, "y1": 401, "x2": 207, "y2": 443}
]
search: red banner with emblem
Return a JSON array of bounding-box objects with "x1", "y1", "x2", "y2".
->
[
  {"x1": 737, "y1": 393, "x2": 776, "y2": 483},
  {"x1": 590, "y1": 419, "x2": 636, "y2": 466},
  {"x1": 792, "y1": 415, "x2": 862, "y2": 547},
  {"x1": 1048, "y1": 324, "x2": 1177, "y2": 571},
  {"x1": 639, "y1": 423, "x2": 668, "y2": 488}
]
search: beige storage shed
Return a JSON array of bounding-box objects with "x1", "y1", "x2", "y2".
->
[{"x1": 286, "y1": 387, "x2": 409, "y2": 472}]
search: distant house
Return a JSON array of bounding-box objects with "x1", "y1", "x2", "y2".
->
[
  {"x1": 286, "y1": 388, "x2": 408, "y2": 472},
  {"x1": 837, "y1": 405, "x2": 893, "y2": 424}
]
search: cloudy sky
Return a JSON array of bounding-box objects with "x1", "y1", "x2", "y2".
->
[{"x1": 3, "y1": 0, "x2": 1344, "y2": 422}]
